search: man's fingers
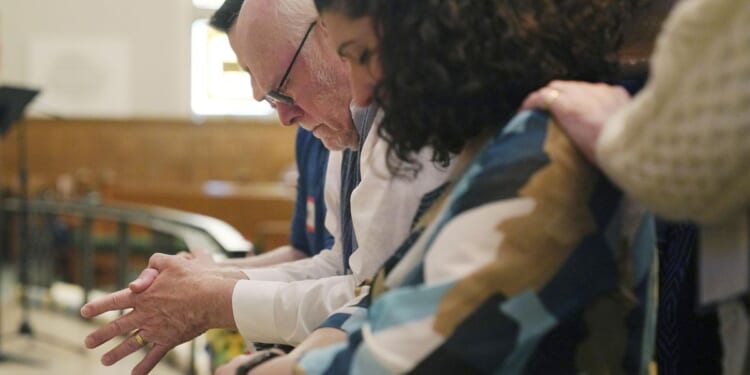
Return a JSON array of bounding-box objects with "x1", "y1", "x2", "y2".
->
[
  {"x1": 190, "y1": 247, "x2": 215, "y2": 263},
  {"x1": 80, "y1": 288, "x2": 135, "y2": 319},
  {"x1": 100, "y1": 331, "x2": 148, "y2": 366},
  {"x1": 132, "y1": 344, "x2": 171, "y2": 375},
  {"x1": 129, "y1": 268, "x2": 159, "y2": 293},
  {"x1": 147, "y1": 252, "x2": 172, "y2": 271},
  {"x1": 190, "y1": 247, "x2": 209, "y2": 257},
  {"x1": 84, "y1": 311, "x2": 139, "y2": 349},
  {"x1": 176, "y1": 251, "x2": 194, "y2": 260}
]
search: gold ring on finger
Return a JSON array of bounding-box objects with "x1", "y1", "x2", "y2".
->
[
  {"x1": 133, "y1": 331, "x2": 147, "y2": 347},
  {"x1": 543, "y1": 88, "x2": 561, "y2": 108}
]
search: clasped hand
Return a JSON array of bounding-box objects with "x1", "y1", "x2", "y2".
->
[{"x1": 80, "y1": 252, "x2": 238, "y2": 375}]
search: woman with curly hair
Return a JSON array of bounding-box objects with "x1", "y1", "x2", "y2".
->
[{"x1": 218, "y1": 0, "x2": 657, "y2": 373}]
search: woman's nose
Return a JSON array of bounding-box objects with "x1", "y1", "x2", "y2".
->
[{"x1": 349, "y1": 66, "x2": 374, "y2": 107}]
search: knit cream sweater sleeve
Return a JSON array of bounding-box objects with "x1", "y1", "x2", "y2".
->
[{"x1": 596, "y1": 0, "x2": 750, "y2": 224}]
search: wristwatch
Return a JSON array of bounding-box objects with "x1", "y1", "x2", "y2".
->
[{"x1": 235, "y1": 350, "x2": 283, "y2": 375}]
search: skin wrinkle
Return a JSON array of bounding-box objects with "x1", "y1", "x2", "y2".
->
[
  {"x1": 433, "y1": 122, "x2": 598, "y2": 336},
  {"x1": 306, "y1": 34, "x2": 336, "y2": 87},
  {"x1": 94, "y1": 255, "x2": 238, "y2": 365},
  {"x1": 233, "y1": 0, "x2": 357, "y2": 150}
]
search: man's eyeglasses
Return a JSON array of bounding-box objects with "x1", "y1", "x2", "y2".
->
[{"x1": 264, "y1": 21, "x2": 317, "y2": 106}]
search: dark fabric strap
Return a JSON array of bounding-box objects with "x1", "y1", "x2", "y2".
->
[{"x1": 340, "y1": 104, "x2": 377, "y2": 273}]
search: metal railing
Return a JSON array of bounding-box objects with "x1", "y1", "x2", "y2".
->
[
  {"x1": 0, "y1": 196, "x2": 253, "y2": 375},
  {"x1": 2, "y1": 196, "x2": 253, "y2": 299}
]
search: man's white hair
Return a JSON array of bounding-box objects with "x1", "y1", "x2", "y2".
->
[
  {"x1": 242, "y1": 0, "x2": 338, "y2": 89},
  {"x1": 274, "y1": 0, "x2": 319, "y2": 46},
  {"x1": 275, "y1": 0, "x2": 336, "y2": 86}
]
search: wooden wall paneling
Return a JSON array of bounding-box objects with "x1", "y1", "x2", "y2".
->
[
  {"x1": 0, "y1": 118, "x2": 297, "y2": 190},
  {"x1": 0, "y1": 119, "x2": 299, "y2": 240}
]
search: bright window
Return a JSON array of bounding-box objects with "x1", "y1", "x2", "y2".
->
[
  {"x1": 192, "y1": 0, "x2": 226, "y2": 10},
  {"x1": 190, "y1": 19, "x2": 273, "y2": 116}
]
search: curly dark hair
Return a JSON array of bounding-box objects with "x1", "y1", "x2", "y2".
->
[{"x1": 374, "y1": 0, "x2": 636, "y2": 175}]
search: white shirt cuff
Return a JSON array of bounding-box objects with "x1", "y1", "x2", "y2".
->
[
  {"x1": 241, "y1": 267, "x2": 295, "y2": 282},
  {"x1": 232, "y1": 279, "x2": 283, "y2": 343}
]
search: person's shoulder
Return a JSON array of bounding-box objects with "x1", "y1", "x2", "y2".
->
[
  {"x1": 477, "y1": 110, "x2": 552, "y2": 169},
  {"x1": 444, "y1": 111, "x2": 555, "y2": 215}
]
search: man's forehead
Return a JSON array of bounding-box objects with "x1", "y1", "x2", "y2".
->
[
  {"x1": 232, "y1": 17, "x2": 290, "y2": 85},
  {"x1": 235, "y1": 0, "x2": 281, "y2": 45}
]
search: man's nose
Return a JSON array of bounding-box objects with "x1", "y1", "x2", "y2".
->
[{"x1": 275, "y1": 102, "x2": 302, "y2": 126}]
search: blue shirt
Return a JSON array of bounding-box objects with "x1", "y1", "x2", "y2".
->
[{"x1": 289, "y1": 128, "x2": 334, "y2": 256}]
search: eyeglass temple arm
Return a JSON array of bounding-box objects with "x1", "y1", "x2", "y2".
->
[{"x1": 277, "y1": 21, "x2": 318, "y2": 88}]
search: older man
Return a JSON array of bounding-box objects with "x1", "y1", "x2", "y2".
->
[
  {"x1": 196, "y1": 0, "x2": 335, "y2": 272},
  {"x1": 80, "y1": 0, "x2": 450, "y2": 374}
]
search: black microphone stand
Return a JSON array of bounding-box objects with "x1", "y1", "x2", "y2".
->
[
  {"x1": 0, "y1": 85, "x2": 40, "y2": 365},
  {"x1": 0, "y1": 86, "x2": 82, "y2": 365},
  {"x1": 0, "y1": 146, "x2": 37, "y2": 366}
]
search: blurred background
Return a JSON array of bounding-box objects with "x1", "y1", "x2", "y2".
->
[{"x1": 0, "y1": 1, "x2": 300, "y2": 373}]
